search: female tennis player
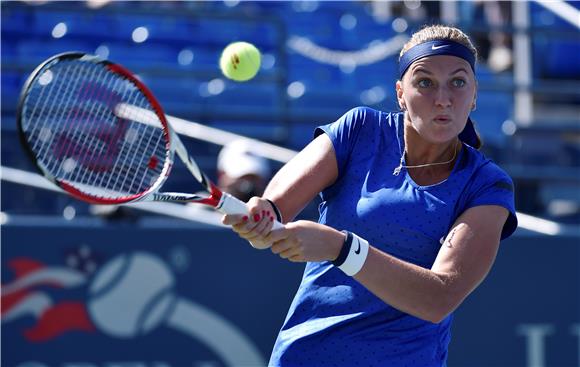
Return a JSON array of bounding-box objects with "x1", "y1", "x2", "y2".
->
[{"x1": 224, "y1": 25, "x2": 517, "y2": 366}]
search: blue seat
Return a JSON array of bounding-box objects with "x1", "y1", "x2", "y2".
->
[
  {"x1": 476, "y1": 64, "x2": 513, "y2": 84},
  {"x1": 545, "y1": 40, "x2": 580, "y2": 78},
  {"x1": 176, "y1": 46, "x2": 221, "y2": 70},
  {"x1": 205, "y1": 82, "x2": 281, "y2": 118},
  {"x1": 1, "y1": 41, "x2": 18, "y2": 64},
  {"x1": 532, "y1": 35, "x2": 580, "y2": 79},
  {"x1": 186, "y1": 19, "x2": 250, "y2": 47},
  {"x1": 288, "y1": 122, "x2": 320, "y2": 150},
  {"x1": 288, "y1": 87, "x2": 357, "y2": 122},
  {"x1": 102, "y1": 42, "x2": 179, "y2": 69},
  {"x1": 1, "y1": 71, "x2": 23, "y2": 114},
  {"x1": 287, "y1": 51, "x2": 343, "y2": 86},
  {"x1": 140, "y1": 76, "x2": 204, "y2": 116},
  {"x1": 1, "y1": 6, "x2": 34, "y2": 34},
  {"x1": 203, "y1": 21, "x2": 279, "y2": 49},
  {"x1": 0, "y1": 128, "x2": 25, "y2": 163},
  {"x1": 353, "y1": 60, "x2": 398, "y2": 91},
  {"x1": 471, "y1": 92, "x2": 513, "y2": 148},
  {"x1": 112, "y1": 13, "x2": 192, "y2": 44},
  {"x1": 17, "y1": 39, "x2": 95, "y2": 65},
  {"x1": 285, "y1": 10, "x2": 342, "y2": 48},
  {"x1": 32, "y1": 9, "x2": 116, "y2": 39},
  {"x1": 209, "y1": 120, "x2": 285, "y2": 142}
]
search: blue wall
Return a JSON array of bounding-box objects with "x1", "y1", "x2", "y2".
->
[{"x1": 2, "y1": 221, "x2": 578, "y2": 367}]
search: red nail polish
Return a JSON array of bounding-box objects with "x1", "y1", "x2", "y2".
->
[
  {"x1": 242, "y1": 216, "x2": 248, "y2": 221},
  {"x1": 270, "y1": 216, "x2": 274, "y2": 222},
  {"x1": 253, "y1": 214, "x2": 261, "y2": 222},
  {"x1": 262, "y1": 210, "x2": 266, "y2": 216}
]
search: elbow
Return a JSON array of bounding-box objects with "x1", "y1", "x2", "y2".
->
[
  {"x1": 423, "y1": 309, "x2": 453, "y2": 324},
  {"x1": 414, "y1": 304, "x2": 450, "y2": 324},
  {"x1": 418, "y1": 290, "x2": 464, "y2": 324},
  {"x1": 420, "y1": 305, "x2": 457, "y2": 324},
  {"x1": 419, "y1": 274, "x2": 471, "y2": 324}
]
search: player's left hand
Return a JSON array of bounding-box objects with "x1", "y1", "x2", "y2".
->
[
  {"x1": 266, "y1": 220, "x2": 345, "y2": 263},
  {"x1": 222, "y1": 196, "x2": 277, "y2": 249}
]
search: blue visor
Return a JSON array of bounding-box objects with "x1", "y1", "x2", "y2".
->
[{"x1": 399, "y1": 39, "x2": 475, "y2": 78}]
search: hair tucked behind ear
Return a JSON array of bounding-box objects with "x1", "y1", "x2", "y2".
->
[{"x1": 461, "y1": 118, "x2": 484, "y2": 150}]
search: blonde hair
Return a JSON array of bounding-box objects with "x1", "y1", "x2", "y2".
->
[{"x1": 399, "y1": 25, "x2": 478, "y2": 62}]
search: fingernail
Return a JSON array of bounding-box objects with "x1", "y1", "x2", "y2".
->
[
  {"x1": 267, "y1": 211, "x2": 271, "y2": 216},
  {"x1": 253, "y1": 214, "x2": 261, "y2": 222},
  {"x1": 270, "y1": 216, "x2": 274, "y2": 222},
  {"x1": 242, "y1": 216, "x2": 248, "y2": 221},
  {"x1": 262, "y1": 210, "x2": 266, "y2": 216}
]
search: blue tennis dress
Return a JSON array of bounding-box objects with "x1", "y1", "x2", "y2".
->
[{"x1": 269, "y1": 107, "x2": 517, "y2": 367}]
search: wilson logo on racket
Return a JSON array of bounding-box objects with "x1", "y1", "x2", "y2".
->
[{"x1": 151, "y1": 193, "x2": 198, "y2": 202}]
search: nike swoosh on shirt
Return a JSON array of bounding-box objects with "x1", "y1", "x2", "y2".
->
[{"x1": 431, "y1": 44, "x2": 450, "y2": 50}]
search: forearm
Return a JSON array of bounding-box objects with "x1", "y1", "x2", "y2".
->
[
  {"x1": 346, "y1": 208, "x2": 504, "y2": 324},
  {"x1": 263, "y1": 163, "x2": 318, "y2": 222},
  {"x1": 266, "y1": 217, "x2": 461, "y2": 321},
  {"x1": 271, "y1": 220, "x2": 461, "y2": 322},
  {"x1": 354, "y1": 247, "x2": 459, "y2": 324}
]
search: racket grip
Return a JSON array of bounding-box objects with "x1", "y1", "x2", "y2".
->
[{"x1": 218, "y1": 192, "x2": 284, "y2": 231}]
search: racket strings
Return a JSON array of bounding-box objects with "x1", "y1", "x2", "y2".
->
[
  {"x1": 29, "y1": 61, "x2": 104, "y2": 174},
  {"x1": 58, "y1": 64, "x2": 113, "y2": 179},
  {"x1": 28, "y1": 61, "x2": 84, "y2": 163},
  {"x1": 78, "y1": 69, "x2": 128, "y2": 190},
  {"x1": 43, "y1": 64, "x2": 126, "y2": 190},
  {"x1": 125, "y1": 106, "x2": 166, "y2": 194},
  {"x1": 84, "y1": 70, "x2": 167, "y2": 196},
  {"x1": 94, "y1": 76, "x2": 142, "y2": 191},
  {"x1": 22, "y1": 59, "x2": 169, "y2": 199},
  {"x1": 108, "y1": 89, "x2": 164, "y2": 194}
]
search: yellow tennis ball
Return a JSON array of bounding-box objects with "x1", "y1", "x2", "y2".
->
[{"x1": 219, "y1": 42, "x2": 261, "y2": 82}]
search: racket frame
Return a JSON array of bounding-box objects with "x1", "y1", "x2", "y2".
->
[
  {"x1": 17, "y1": 52, "x2": 175, "y2": 205},
  {"x1": 17, "y1": 52, "x2": 276, "y2": 224},
  {"x1": 16, "y1": 52, "x2": 227, "y2": 207},
  {"x1": 18, "y1": 52, "x2": 282, "y2": 235}
]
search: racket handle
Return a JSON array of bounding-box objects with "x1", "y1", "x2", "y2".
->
[{"x1": 218, "y1": 192, "x2": 284, "y2": 247}]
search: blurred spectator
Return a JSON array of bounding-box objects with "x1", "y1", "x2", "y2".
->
[
  {"x1": 370, "y1": 1, "x2": 513, "y2": 73},
  {"x1": 89, "y1": 204, "x2": 138, "y2": 222},
  {"x1": 217, "y1": 139, "x2": 271, "y2": 203},
  {"x1": 461, "y1": 1, "x2": 513, "y2": 73},
  {"x1": 482, "y1": 1, "x2": 513, "y2": 73}
]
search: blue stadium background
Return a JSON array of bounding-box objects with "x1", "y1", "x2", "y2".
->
[{"x1": 1, "y1": 1, "x2": 579, "y2": 367}]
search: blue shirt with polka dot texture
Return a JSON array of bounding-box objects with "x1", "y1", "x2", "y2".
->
[{"x1": 269, "y1": 107, "x2": 517, "y2": 367}]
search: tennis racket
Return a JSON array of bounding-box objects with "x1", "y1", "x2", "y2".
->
[{"x1": 17, "y1": 52, "x2": 282, "y2": 238}]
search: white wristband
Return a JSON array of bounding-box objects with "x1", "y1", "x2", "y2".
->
[{"x1": 338, "y1": 232, "x2": 369, "y2": 276}]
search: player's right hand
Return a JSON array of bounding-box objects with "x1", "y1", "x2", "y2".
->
[{"x1": 222, "y1": 196, "x2": 276, "y2": 249}]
